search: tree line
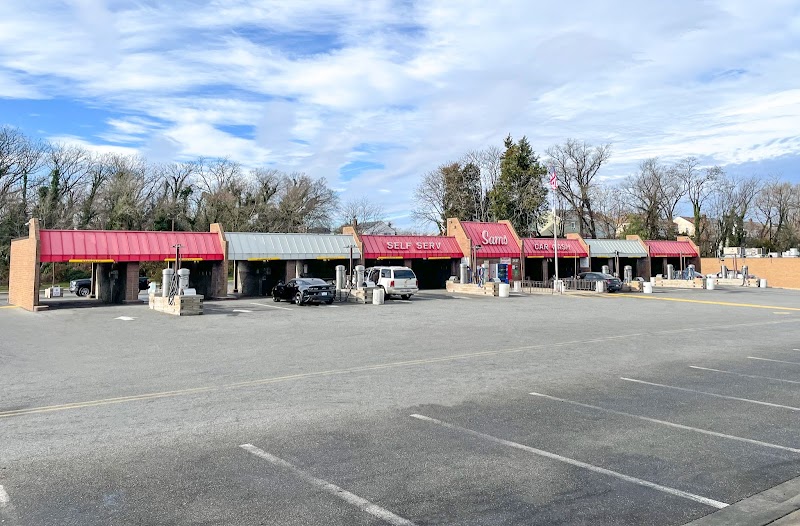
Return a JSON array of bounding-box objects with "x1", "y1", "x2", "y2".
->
[
  {"x1": 0, "y1": 126, "x2": 355, "y2": 280},
  {"x1": 413, "y1": 137, "x2": 800, "y2": 257}
]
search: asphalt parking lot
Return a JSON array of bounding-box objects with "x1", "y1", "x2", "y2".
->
[{"x1": 2, "y1": 287, "x2": 800, "y2": 525}]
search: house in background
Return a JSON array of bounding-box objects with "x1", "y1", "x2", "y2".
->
[{"x1": 673, "y1": 216, "x2": 696, "y2": 236}]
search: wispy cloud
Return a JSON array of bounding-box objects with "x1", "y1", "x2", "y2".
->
[{"x1": 0, "y1": 0, "x2": 798, "y2": 226}]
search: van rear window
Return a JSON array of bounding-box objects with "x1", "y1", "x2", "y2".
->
[{"x1": 393, "y1": 270, "x2": 415, "y2": 279}]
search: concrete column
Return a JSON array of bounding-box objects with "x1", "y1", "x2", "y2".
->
[{"x1": 295, "y1": 260, "x2": 303, "y2": 278}]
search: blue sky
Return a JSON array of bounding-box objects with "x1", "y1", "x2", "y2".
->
[{"x1": 1, "y1": 0, "x2": 799, "y2": 228}]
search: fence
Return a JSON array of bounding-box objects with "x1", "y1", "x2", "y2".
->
[{"x1": 521, "y1": 279, "x2": 597, "y2": 293}]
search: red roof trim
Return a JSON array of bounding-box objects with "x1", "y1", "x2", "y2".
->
[
  {"x1": 645, "y1": 240, "x2": 698, "y2": 257},
  {"x1": 362, "y1": 235, "x2": 463, "y2": 259},
  {"x1": 39, "y1": 230, "x2": 224, "y2": 262},
  {"x1": 523, "y1": 238, "x2": 588, "y2": 258}
]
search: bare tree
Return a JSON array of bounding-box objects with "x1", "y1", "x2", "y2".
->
[
  {"x1": 623, "y1": 158, "x2": 687, "y2": 239},
  {"x1": 412, "y1": 167, "x2": 447, "y2": 234},
  {"x1": 590, "y1": 182, "x2": 631, "y2": 238},
  {"x1": 707, "y1": 174, "x2": 762, "y2": 251},
  {"x1": 755, "y1": 177, "x2": 794, "y2": 248},
  {"x1": 34, "y1": 143, "x2": 93, "y2": 229},
  {"x1": 462, "y1": 146, "x2": 502, "y2": 221},
  {"x1": 546, "y1": 139, "x2": 611, "y2": 238},
  {"x1": 337, "y1": 196, "x2": 386, "y2": 233},
  {"x1": 672, "y1": 157, "x2": 720, "y2": 244},
  {"x1": 0, "y1": 126, "x2": 44, "y2": 216}
]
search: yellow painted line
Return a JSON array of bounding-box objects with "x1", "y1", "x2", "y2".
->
[
  {"x1": 617, "y1": 294, "x2": 800, "y2": 311},
  {"x1": 3, "y1": 317, "x2": 799, "y2": 420},
  {"x1": 0, "y1": 305, "x2": 18, "y2": 309}
]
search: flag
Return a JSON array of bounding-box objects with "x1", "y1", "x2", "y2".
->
[{"x1": 549, "y1": 168, "x2": 559, "y2": 190}]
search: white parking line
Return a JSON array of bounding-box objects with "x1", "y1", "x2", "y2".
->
[
  {"x1": 410, "y1": 414, "x2": 728, "y2": 509},
  {"x1": 748, "y1": 356, "x2": 800, "y2": 366},
  {"x1": 689, "y1": 366, "x2": 800, "y2": 385},
  {"x1": 529, "y1": 392, "x2": 800, "y2": 454},
  {"x1": 0, "y1": 485, "x2": 8, "y2": 507},
  {"x1": 620, "y1": 378, "x2": 800, "y2": 412},
  {"x1": 240, "y1": 444, "x2": 417, "y2": 525},
  {"x1": 250, "y1": 302, "x2": 293, "y2": 311}
]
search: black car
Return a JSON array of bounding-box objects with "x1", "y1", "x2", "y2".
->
[
  {"x1": 69, "y1": 276, "x2": 149, "y2": 297},
  {"x1": 272, "y1": 278, "x2": 335, "y2": 305},
  {"x1": 577, "y1": 272, "x2": 623, "y2": 292}
]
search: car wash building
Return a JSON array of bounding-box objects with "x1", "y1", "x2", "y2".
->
[
  {"x1": 645, "y1": 238, "x2": 700, "y2": 278},
  {"x1": 447, "y1": 218, "x2": 522, "y2": 283},
  {"x1": 357, "y1": 234, "x2": 464, "y2": 289},
  {"x1": 585, "y1": 237, "x2": 649, "y2": 278},
  {"x1": 522, "y1": 237, "x2": 589, "y2": 281},
  {"x1": 7, "y1": 218, "x2": 227, "y2": 311},
  {"x1": 226, "y1": 232, "x2": 361, "y2": 296}
]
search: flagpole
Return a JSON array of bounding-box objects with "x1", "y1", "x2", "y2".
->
[
  {"x1": 553, "y1": 184, "x2": 559, "y2": 292},
  {"x1": 551, "y1": 166, "x2": 559, "y2": 293}
]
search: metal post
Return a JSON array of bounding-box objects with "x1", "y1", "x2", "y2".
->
[{"x1": 552, "y1": 186, "x2": 559, "y2": 292}]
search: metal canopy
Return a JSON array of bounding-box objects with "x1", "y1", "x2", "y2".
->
[
  {"x1": 225, "y1": 232, "x2": 361, "y2": 261},
  {"x1": 585, "y1": 239, "x2": 647, "y2": 258},
  {"x1": 39, "y1": 230, "x2": 224, "y2": 263},
  {"x1": 645, "y1": 240, "x2": 698, "y2": 257}
]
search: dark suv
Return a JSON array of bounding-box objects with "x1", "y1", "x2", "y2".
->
[
  {"x1": 69, "y1": 277, "x2": 149, "y2": 297},
  {"x1": 577, "y1": 272, "x2": 622, "y2": 292}
]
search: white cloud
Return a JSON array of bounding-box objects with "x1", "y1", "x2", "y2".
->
[{"x1": 0, "y1": 0, "x2": 798, "y2": 227}]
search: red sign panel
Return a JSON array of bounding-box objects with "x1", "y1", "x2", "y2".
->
[
  {"x1": 645, "y1": 240, "x2": 698, "y2": 257},
  {"x1": 361, "y1": 235, "x2": 463, "y2": 259},
  {"x1": 523, "y1": 238, "x2": 587, "y2": 258},
  {"x1": 40, "y1": 230, "x2": 224, "y2": 263},
  {"x1": 459, "y1": 221, "x2": 519, "y2": 258}
]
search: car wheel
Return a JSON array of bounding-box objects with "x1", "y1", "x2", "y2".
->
[
  {"x1": 326, "y1": 299, "x2": 334, "y2": 305},
  {"x1": 273, "y1": 295, "x2": 280, "y2": 302},
  {"x1": 294, "y1": 292, "x2": 304, "y2": 305},
  {"x1": 401, "y1": 294, "x2": 411, "y2": 300},
  {"x1": 77, "y1": 286, "x2": 90, "y2": 297}
]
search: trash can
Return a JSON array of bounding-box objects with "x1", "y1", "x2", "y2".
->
[
  {"x1": 759, "y1": 278, "x2": 768, "y2": 288},
  {"x1": 498, "y1": 283, "x2": 510, "y2": 298},
  {"x1": 372, "y1": 287, "x2": 385, "y2": 305},
  {"x1": 513, "y1": 281, "x2": 521, "y2": 293},
  {"x1": 642, "y1": 282, "x2": 653, "y2": 294},
  {"x1": 706, "y1": 277, "x2": 715, "y2": 290},
  {"x1": 595, "y1": 281, "x2": 607, "y2": 293}
]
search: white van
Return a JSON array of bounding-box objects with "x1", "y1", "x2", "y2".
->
[{"x1": 365, "y1": 266, "x2": 419, "y2": 299}]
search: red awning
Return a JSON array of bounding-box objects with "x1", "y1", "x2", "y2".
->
[
  {"x1": 40, "y1": 230, "x2": 224, "y2": 263},
  {"x1": 362, "y1": 235, "x2": 463, "y2": 259},
  {"x1": 523, "y1": 238, "x2": 587, "y2": 258},
  {"x1": 460, "y1": 221, "x2": 519, "y2": 258},
  {"x1": 645, "y1": 240, "x2": 698, "y2": 258}
]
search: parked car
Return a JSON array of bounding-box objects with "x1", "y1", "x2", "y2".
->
[
  {"x1": 272, "y1": 278, "x2": 335, "y2": 305},
  {"x1": 69, "y1": 278, "x2": 92, "y2": 297},
  {"x1": 69, "y1": 276, "x2": 150, "y2": 297},
  {"x1": 365, "y1": 266, "x2": 419, "y2": 299},
  {"x1": 577, "y1": 272, "x2": 622, "y2": 292}
]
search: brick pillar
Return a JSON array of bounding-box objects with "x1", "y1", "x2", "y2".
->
[
  {"x1": 124, "y1": 262, "x2": 140, "y2": 302},
  {"x1": 8, "y1": 218, "x2": 41, "y2": 311},
  {"x1": 209, "y1": 223, "x2": 228, "y2": 298}
]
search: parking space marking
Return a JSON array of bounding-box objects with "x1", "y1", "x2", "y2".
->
[
  {"x1": 616, "y1": 295, "x2": 800, "y2": 311},
  {"x1": 690, "y1": 366, "x2": 800, "y2": 385},
  {"x1": 0, "y1": 485, "x2": 8, "y2": 506},
  {"x1": 240, "y1": 444, "x2": 418, "y2": 526},
  {"x1": 748, "y1": 356, "x2": 800, "y2": 366},
  {"x1": 529, "y1": 392, "x2": 800, "y2": 454},
  {"x1": 0, "y1": 305, "x2": 17, "y2": 309},
  {"x1": 621, "y1": 378, "x2": 800, "y2": 412},
  {"x1": 249, "y1": 302, "x2": 293, "y2": 311},
  {"x1": 410, "y1": 414, "x2": 729, "y2": 509}
]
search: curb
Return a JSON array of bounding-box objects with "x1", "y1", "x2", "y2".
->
[{"x1": 684, "y1": 475, "x2": 800, "y2": 525}]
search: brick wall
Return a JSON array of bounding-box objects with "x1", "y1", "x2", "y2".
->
[
  {"x1": 446, "y1": 218, "x2": 472, "y2": 261},
  {"x1": 8, "y1": 218, "x2": 40, "y2": 311},
  {"x1": 700, "y1": 257, "x2": 800, "y2": 289},
  {"x1": 209, "y1": 223, "x2": 228, "y2": 298},
  {"x1": 124, "y1": 262, "x2": 140, "y2": 301}
]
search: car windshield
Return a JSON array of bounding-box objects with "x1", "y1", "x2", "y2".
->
[{"x1": 393, "y1": 270, "x2": 415, "y2": 279}]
